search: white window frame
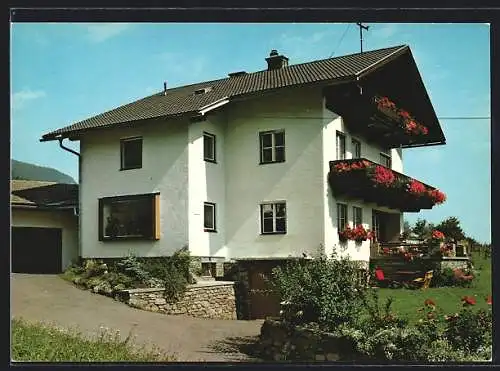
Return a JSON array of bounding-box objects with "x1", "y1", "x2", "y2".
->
[
  {"x1": 336, "y1": 131, "x2": 346, "y2": 160},
  {"x1": 259, "y1": 130, "x2": 285, "y2": 164},
  {"x1": 260, "y1": 201, "x2": 287, "y2": 234},
  {"x1": 203, "y1": 132, "x2": 216, "y2": 162},
  {"x1": 337, "y1": 202, "x2": 347, "y2": 231},
  {"x1": 203, "y1": 202, "x2": 216, "y2": 232},
  {"x1": 351, "y1": 138, "x2": 361, "y2": 158},
  {"x1": 380, "y1": 152, "x2": 392, "y2": 168},
  {"x1": 353, "y1": 206, "x2": 363, "y2": 227}
]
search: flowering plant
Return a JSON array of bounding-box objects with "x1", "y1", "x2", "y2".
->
[
  {"x1": 428, "y1": 189, "x2": 446, "y2": 204},
  {"x1": 375, "y1": 96, "x2": 429, "y2": 136},
  {"x1": 352, "y1": 224, "x2": 372, "y2": 242},
  {"x1": 408, "y1": 179, "x2": 427, "y2": 195},
  {"x1": 338, "y1": 225, "x2": 353, "y2": 242},
  {"x1": 461, "y1": 296, "x2": 477, "y2": 306},
  {"x1": 371, "y1": 166, "x2": 396, "y2": 186}
]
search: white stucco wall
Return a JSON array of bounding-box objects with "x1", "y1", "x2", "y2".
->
[
  {"x1": 224, "y1": 87, "x2": 325, "y2": 259},
  {"x1": 188, "y1": 114, "x2": 227, "y2": 258},
  {"x1": 11, "y1": 208, "x2": 78, "y2": 270},
  {"x1": 79, "y1": 118, "x2": 189, "y2": 258},
  {"x1": 322, "y1": 99, "x2": 403, "y2": 261}
]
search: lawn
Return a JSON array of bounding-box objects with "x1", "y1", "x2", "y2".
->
[
  {"x1": 11, "y1": 318, "x2": 176, "y2": 362},
  {"x1": 376, "y1": 251, "x2": 492, "y2": 323}
]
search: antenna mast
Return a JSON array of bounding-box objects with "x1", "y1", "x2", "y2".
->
[{"x1": 356, "y1": 23, "x2": 369, "y2": 53}]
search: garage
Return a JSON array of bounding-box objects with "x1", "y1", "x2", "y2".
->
[
  {"x1": 12, "y1": 227, "x2": 63, "y2": 274},
  {"x1": 11, "y1": 180, "x2": 79, "y2": 274}
]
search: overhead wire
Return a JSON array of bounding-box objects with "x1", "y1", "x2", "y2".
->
[{"x1": 329, "y1": 24, "x2": 353, "y2": 58}]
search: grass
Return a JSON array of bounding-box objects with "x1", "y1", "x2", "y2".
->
[
  {"x1": 11, "y1": 318, "x2": 177, "y2": 362},
  {"x1": 376, "y1": 252, "x2": 492, "y2": 323}
]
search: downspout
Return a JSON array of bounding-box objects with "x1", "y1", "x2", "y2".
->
[{"x1": 57, "y1": 137, "x2": 82, "y2": 259}]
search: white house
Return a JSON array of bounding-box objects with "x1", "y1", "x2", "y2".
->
[{"x1": 41, "y1": 45, "x2": 446, "y2": 273}]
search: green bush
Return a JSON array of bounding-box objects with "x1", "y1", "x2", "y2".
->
[
  {"x1": 161, "y1": 247, "x2": 192, "y2": 302},
  {"x1": 271, "y1": 253, "x2": 368, "y2": 331},
  {"x1": 114, "y1": 255, "x2": 151, "y2": 285},
  {"x1": 444, "y1": 308, "x2": 492, "y2": 353}
]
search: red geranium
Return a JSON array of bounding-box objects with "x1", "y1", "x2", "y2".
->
[
  {"x1": 408, "y1": 179, "x2": 427, "y2": 195},
  {"x1": 338, "y1": 225, "x2": 353, "y2": 242},
  {"x1": 352, "y1": 224, "x2": 371, "y2": 242},
  {"x1": 432, "y1": 230, "x2": 445, "y2": 241},
  {"x1": 372, "y1": 166, "x2": 395, "y2": 186},
  {"x1": 461, "y1": 296, "x2": 476, "y2": 306},
  {"x1": 377, "y1": 96, "x2": 396, "y2": 110},
  {"x1": 428, "y1": 189, "x2": 446, "y2": 204},
  {"x1": 399, "y1": 109, "x2": 411, "y2": 119},
  {"x1": 424, "y1": 298, "x2": 436, "y2": 307},
  {"x1": 419, "y1": 125, "x2": 429, "y2": 135}
]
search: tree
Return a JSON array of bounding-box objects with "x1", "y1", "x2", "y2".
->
[
  {"x1": 412, "y1": 219, "x2": 434, "y2": 240},
  {"x1": 435, "y1": 217, "x2": 466, "y2": 242},
  {"x1": 401, "y1": 220, "x2": 412, "y2": 239}
]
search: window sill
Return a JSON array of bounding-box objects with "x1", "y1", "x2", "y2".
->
[
  {"x1": 204, "y1": 229, "x2": 218, "y2": 233},
  {"x1": 119, "y1": 166, "x2": 142, "y2": 171},
  {"x1": 100, "y1": 235, "x2": 158, "y2": 241},
  {"x1": 259, "y1": 160, "x2": 285, "y2": 165},
  {"x1": 261, "y1": 231, "x2": 287, "y2": 235},
  {"x1": 204, "y1": 158, "x2": 217, "y2": 164}
]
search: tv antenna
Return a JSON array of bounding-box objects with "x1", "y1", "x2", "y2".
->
[{"x1": 356, "y1": 23, "x2": 369, "y2": 53}]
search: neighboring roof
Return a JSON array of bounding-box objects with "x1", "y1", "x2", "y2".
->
[
  {"x1": 41, "y1": 45, "x2": 409, "y2": 141},
  {"x1": 11, "y1": 180, "x2": 78, "y2": 209}
]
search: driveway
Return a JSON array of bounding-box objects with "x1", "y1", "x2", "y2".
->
[{"x1": 11, "y1": 274, "x2": 264, "y2": 362}]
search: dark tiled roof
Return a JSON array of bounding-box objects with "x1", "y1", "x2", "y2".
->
[
  {"x1": 41, "y1": 45, "x2": 408, "y2": 140},
  {"x1": 11, "y1": 180, "x2": 78, "y2": 208}
]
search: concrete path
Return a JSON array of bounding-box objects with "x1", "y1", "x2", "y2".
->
[{"x1": 11, "y1": 274, "x2": 263, "y2": 362}]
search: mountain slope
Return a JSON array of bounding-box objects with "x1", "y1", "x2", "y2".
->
[{"x1": 11, "y1": 159, "x2": 76, "y2": 184}]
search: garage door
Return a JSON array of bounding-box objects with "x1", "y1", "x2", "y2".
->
[{"x1": 12, "y1": 227, "x2": 62, "y2": 274}]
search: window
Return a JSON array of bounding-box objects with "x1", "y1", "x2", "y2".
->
[
  {"x1": 120, "y1": 137, "x2": 142, "y2": 170},
  {"x1": 99, "y1": 193, "x2": 160, "y2": 241},
  {"x1": 201, "y1": 262, "x2": 216, "y2": 277},
  {"x1": 351, "y1": 138, "x2": 361, "y2": 158},
  {"x1": 353, "y1": 206, "x2": 363, "y2": 227},
  {"x1": 260, "y1": 130, "x2": 285, "y2": 164},
  {"x1": 204, "y1": 202, "x2": 216, "y2": 232},
  {"x1": 336, "y1": 131, "x2": 346, "y2": 160},
  {"x1": 337, "y1": 203, "x2": 347, "y2": 231},
  {"x1": 380, "y1": 152, "x2": 392, "y2": 168},
  {"x1": 260, "y1": 202, "x2": 286, "y2": 234},
  {"x1": 203, "y1": 132, "x2": 216, "y2": 162}
]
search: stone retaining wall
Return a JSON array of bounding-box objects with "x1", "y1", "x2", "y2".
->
[
  {"x1": 440, "y1": 257, "x2": 471, "y2": 271},
  {"x1": 118, "y1": 281, "x2": 237, "y2": 320},
  {"x1": 258, "y1": 319, "x2": 357, "y2": 362}
]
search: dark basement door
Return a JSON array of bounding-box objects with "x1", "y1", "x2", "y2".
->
[{"x1": 11, "y1": 227, "x2": 62, "y2": 274}]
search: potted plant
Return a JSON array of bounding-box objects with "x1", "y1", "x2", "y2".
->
[{"x1": 338, "y1": 225, "x2": 353, "y2": 243}]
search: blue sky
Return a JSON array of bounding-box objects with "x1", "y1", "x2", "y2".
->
[{"x1": 11, "y1": 23, "x2": 490, "y2": 243}]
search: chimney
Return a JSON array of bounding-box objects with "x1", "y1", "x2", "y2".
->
[
  {"x1": 228, "y1": 71, "x2": 247, "y2": 78},
  {"x1": 265, "y1": 49, "x2": 289, "y2": 70},
  {"x1": 163, "y1": 81, "x2": 167, "y2": 95}
]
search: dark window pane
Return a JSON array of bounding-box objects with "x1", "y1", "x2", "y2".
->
[
  {"x1": 262, "y1": 148, "x2": 273, "y2": 163},
  {"x1": 103, "y1": 196, "x2": 153, "y2": 238},
  {"x1": 262, "y1": 218, "x2": 274, "y2": 233},
  {"x1": 275, "y1": 218, "x2": 286, "y2": 233},
  {"x1": 204, "y1": 204, "x2": 215, "y2": 229},
  {"x1": 121, "y1": 138, "x2": 142, "y2": 169},
  {"x1": 261, "y1": 133, "x2": 272, "y2": 147},
  {"x1": 276, "y1": 203, "x2": 286, "y2": 218},
  {"x1": 274, "y1": 132, "x2": 285, "y2": 146},
  {"x1": 262, "y1": 204, "x2": 273, "y2": 218},
  {"x1": 275, "y1": 146, "x2": 285, "y2": 162}
]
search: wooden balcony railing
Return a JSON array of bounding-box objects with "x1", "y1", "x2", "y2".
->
[{"x1": 328, "y1": 158, "x2": 443, "y2": 212}]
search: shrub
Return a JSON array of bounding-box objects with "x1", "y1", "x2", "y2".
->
[
  {"x1": 114, "y1": 255, "x2": 151, "y2": 285},
  {"x1": 271, "y1": 253, "x2": 368, "y2": 331},
  {"x1": 444, "y1": 308, "x2": 492, "y2": 353},
  {"x1": 161, "y1": 247, "x2": 193, "y2": 302}
]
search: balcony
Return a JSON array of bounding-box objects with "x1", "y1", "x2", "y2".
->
[{"x1": 328, "y1": 158, "x2": 446, "y2": 212}]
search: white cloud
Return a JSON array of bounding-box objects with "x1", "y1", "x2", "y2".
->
[
  {"x1": 12, "y1": 89, "x2": 46, "y2": 110},
  {"x1": 84, "y1": 23, "x2": 132, "y2": 43}
]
